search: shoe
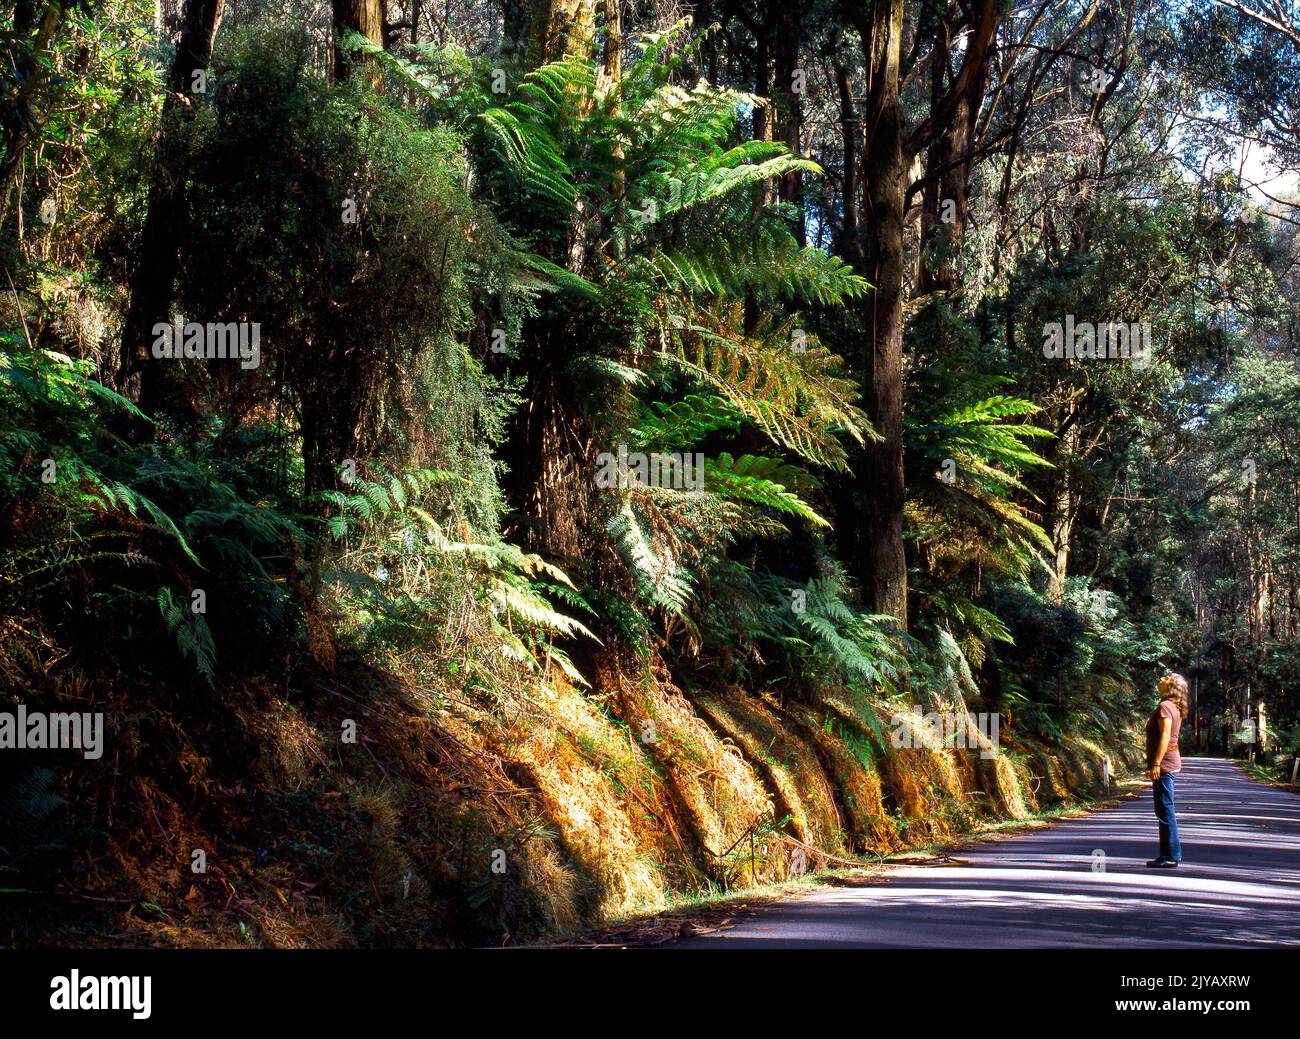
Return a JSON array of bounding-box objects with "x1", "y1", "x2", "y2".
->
[{"x1": 1146, "y1": 858, "x2": 1178, "y2": 868}]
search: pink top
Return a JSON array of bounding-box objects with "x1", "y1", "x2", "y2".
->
[{"x1": 1145, "y1": 699, "x2": 1182, "y2": 772}]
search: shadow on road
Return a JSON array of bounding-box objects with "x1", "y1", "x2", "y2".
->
[{"x1": 671, "y1": 758, "x2": 1300, "y2": 948}]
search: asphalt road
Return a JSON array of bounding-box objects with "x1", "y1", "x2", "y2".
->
[{"x1": 672, "y1": 757, "x2": 1300, "y2": 948}]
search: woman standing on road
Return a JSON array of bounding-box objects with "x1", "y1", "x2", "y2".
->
[{"x1": 1146, "y1": 673, "x2": 1187, "y2": 868}]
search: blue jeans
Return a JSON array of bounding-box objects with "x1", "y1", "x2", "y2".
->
[{"x1": 1153, "y1": 770, "x2": 1181, "y2": 862}]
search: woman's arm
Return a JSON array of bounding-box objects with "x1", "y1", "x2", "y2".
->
[{"x1": 1149, "y1": 717, "x2": 1172, "y2": 780}]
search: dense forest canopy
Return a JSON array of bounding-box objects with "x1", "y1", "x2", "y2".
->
[{"x1": 1, "y1": 0, "x2": 1298, "y2": 946}]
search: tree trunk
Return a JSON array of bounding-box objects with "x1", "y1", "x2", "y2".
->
[
  {"x1": 918, "y1": 17, "x2": 986, "y2": 295},
  {"x1": 0, "y1": 2, "x2": 69, "y2": 224},
  {"x1": 332, "y1": 0, "x2": 384, "y2": 84},
  {"x1": 839, "y1": 0, "x2": 1000, "y2": 629},
  {"x1": 852, "y1": 0, "x2": 909, "y2": 628},
  {"x1": 527, "y1": 0, "x2": 595, "y2": 66},
  {"x1": 504, "y1": 0, "x2": 598, "y2": 561},
  {"x1": 1046, "y1": 420, "x2": 1083, "y2": 599},
  {"x1": 117, "y1": 0, "x2": 226, "y2": 422},
  {"x1": 772, "y1": 3, "x2": 804, "y2": 243}
]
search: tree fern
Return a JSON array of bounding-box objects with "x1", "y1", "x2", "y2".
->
[
  {"x1": 660, "y1": 307, "x2": 876, "y2": 468},
  {"x1": 606, "y1": 501, "x2": 693, "y2": 614},
  {"x1": 637, "y1": 232, "x2": 870, "y2": 306},
  {"x1": 632, "y1": 393, "x2": 742, "y2": 448},
  {"x1": 347, "y1": 18, "x2": 878, "y2": 661},
  {"x1": 703, "y1": 453, "x2": 828, "y2": 527},
  {"x1": 157, "y1": 586, "x2": 218, "y2": 685},
  {"x1": 320, "y1": 465, "x2": 458, "y2": 540},
  {"x1": 0, "y1": 768, "x2": 66, "y2": 845},
  {"x1": 633, "y1": 155, "x2": 819, "y2": 223}
]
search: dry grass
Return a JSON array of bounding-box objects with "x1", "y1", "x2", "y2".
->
[
  {"x1": 596, "y1": 657, "x2": 776, "y2": 887},
  {"x1": 695, "y1": 691, "x2": 842, "y2": 864},
  {"x1": 483, "y1": 676, "x2": 668, "y2": 919},
  {"x1": 0, "y1": 617, "x2": 1141, "y2": 947}
]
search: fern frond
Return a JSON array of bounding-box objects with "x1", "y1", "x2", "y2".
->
[
  {"x1": 157, "y1": 586, "x2": 217, "y2": 685},
  {"x1": 658, "y1": 306, "x2": 876, "y2": 468},
  {"x1": 606, "y1": 502, "x2": 693, "y2": 613},
  {"x1": 704, "y1": 453, "x2": 828, "y2": 526},
  {"x1": 632, "y1": 393, "x2": 742, "y2": 448},
  {"x1": 638, "y1": 233, "x2": 870, "y2": 305}
]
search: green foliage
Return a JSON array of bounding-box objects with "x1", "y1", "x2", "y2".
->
[
  {"x1": 703, "y1": 453, "x2": 828, "y2": 527},
  {"x1": 0, "y1": 345, "x2": 183, "y2": 586},
  {"x1": 788, "y1": 575, "x2": 904, "y2": 688},
  {"x1": 175, "y1": 20, "x2": 509, "y2": 495},
  {"x1": 982, "y1": 577, "x2": 1145, "y2": 740},
  {"x1": 639, "y1": 228, "x2": 869, "y2": 306},
  {"x1": 0, "y1": 768, "x2": 66, "y2": 846},
  {"x1": 0, "y1": 333, "x2": 312, "y2": 682},
  {"x1": 664, "y1": 308, "x2": 873, "y2": 469},
  {"x1": 320, "y1": 455, "x2": 597, "y2": 682},
  {"x1": 157, "y1": 585, "x2": 217, "y2": 685},
  {"x1": 631, "y1": 393, "x2": 741, "y2": 448},
  {"x1": 606, "y1": 501, "x2": 695, "y2": 615},
  {"x1": 321, "y1": 467, "x2": 460, "y2": 541},
  {"x1": 691, "y1": 558, "x2": 905, "y2": 708}
]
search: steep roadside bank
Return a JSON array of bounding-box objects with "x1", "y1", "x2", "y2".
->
[{"x1": 0, "y1": 644, "x2": 1142, "y2": 948}]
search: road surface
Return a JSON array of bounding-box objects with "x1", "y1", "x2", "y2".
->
[{"x1": 672, "y1": 757, "x2": 1300, "y2": 947}]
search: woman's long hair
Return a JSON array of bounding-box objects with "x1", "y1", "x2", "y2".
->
[{"x1": 1158, "y1": 672, "x2": 1189, "y2": 714}]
